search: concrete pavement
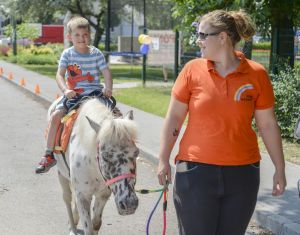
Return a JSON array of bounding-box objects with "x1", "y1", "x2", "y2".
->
[{"x1": 1, "y1": 60, "x2": 300, "y2": 235}]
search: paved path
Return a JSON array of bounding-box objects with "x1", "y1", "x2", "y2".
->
[{"x1": 0, "y1": 78, "x2": 179, "y2": 235}]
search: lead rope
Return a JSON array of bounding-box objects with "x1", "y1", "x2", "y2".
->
[
  {"x1": 297, "y1": 180, "x2": 300, "y2": 198},
  {"x1": 135, "y1": 182, "x2": 169, "y2": 235}
]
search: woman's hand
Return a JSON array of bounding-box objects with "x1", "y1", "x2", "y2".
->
[
  {"x1": 64, "y1": 89, "x2": 77, "y2": 99},
  {"x1": 157, "y1": 159, "x2": 172, "y2": 186},
  {"x1": 272, "y1": 169, "x2": 286, "y2": 196}
]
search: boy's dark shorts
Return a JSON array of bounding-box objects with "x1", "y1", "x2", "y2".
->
[
  {"x1": 56, "y1": 89, "x2": 113, "y2": 112},
  {"x1": 56, "y1": 89, "x2": 103, "y2": 112}
]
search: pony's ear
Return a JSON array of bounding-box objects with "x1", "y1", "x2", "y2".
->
[
  {"x1": 86, "y1": 116, "x2": 100, "y2": 133},
  {"x1": 124, "y1": 110, "x2": 134, "y2": 120}
]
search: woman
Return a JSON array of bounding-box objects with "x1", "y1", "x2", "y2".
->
[{"x1": 157, "y1": 9, "x2": 286, "y2": 235}]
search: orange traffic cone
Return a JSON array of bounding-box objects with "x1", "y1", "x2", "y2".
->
[
  {"x1": 8, "y1": 72, "x2": 13, "y2": 80},
  {"x1": 0, "y1": 67, "x2": 3, "y2": 76},
  {"x1": 20, "y1": 78, "x2": 26, "y2": 87},
  {"x1": 34, "y1": 84, "x2": 41, "y2": 94},
  {"x1": 55, "y1": 93, "x2": 60, "y2": 100}
]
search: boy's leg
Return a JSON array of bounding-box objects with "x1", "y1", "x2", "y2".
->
[{"x1": 35, "y1": 109, "x2": 66, "y2": 174}]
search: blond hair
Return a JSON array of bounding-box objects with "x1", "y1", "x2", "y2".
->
[
  {"x1": 67, "y1": 16, "x2": 90, "y2": 34},
  {"x1": 199, "y1": 10, "x2": 256, "y2": 46}
]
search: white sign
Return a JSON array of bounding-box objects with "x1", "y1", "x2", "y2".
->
[
  {"x1": 148, "y1": 30, "x2": 175, "y2": 66},
  {"x1": 152, "y1": 37, "x2": 159, "y2": 50}
]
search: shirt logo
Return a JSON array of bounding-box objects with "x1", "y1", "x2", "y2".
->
[{"x1": 234, "y1": 84, "x2": 254, "y2": 101}]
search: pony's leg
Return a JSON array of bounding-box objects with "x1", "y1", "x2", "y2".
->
[
  {"x1": 92, "y1": 188, "x2": 111, "y2": 232},
  {"x1": 70, "y1": 186, "x2": 79, "y2": 226},
  {"x1": 76, "y1": 192, "x2": 94, "y2": 235},
  {"x1": 58, "y1": 171, "x2": 78, "y2": 235}
]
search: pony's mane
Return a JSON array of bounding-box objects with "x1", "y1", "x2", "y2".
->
[
  {"x1": 99, "y1": 117, "x2": 137, "y2": 145},
  {"x1": 74, "y1": 98, "x2": 137, "y2": 150}
]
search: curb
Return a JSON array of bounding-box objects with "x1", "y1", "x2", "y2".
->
[
  {"x1": 0, "y1": 74, "x2": 51, "y2": 109},
  {"x1": 138, "y1": 145, "x2": 176, "y2": 172},
  {"x1": 1, "y1": 73, "x2": 299, "y2": 235},
  {"x1": 254, "y1": 204, "x2": 300, "y2": 235}
]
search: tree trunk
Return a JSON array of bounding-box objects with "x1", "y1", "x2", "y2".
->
[
  {"x1": 242, "y1": 39, "x2": 253, "y2": 60},
  {"x1": 93, "y1": 28, "x2": 102, "y2": 48},
  {"x1": 63, "y1": 11, "x2": 73, "y2": 49},
  {"x1": 270, "y1": 16, "x2": 294, "y2": 74}
]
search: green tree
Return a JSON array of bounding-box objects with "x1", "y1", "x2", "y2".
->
[
  {"x1": 259, "y1": 0, "x2": 300, "y2": 72},
  {"x1": 10, "y1": 0, "x2": 131, "y2": 47},
  {"x1": 4, "y1": 23, "x2": 39, "y2": 44},
  {"x1": 9, "y1": 0, "x2": 178, "y2": 47},
  {"x1": 134, "y1": 0, "x2": 175, "y2": 30},
  {"x1": 172, "y1": 0, "x2": 300, "y2": 70}
]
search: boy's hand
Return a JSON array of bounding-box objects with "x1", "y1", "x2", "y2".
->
[
  {"x1": 64, "y1": 89, "x2": 77, "y2": 99},
  {"x1": 103, "y1": 88, "x2": 112, "y2": 97}
]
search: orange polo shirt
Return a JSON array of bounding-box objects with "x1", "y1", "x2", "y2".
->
[{"x1": 172, "y1": 52, "x2": 274, "y2": 165}]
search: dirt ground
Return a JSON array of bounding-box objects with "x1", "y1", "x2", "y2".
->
[{"x1": 247, "y1": 220, "x2": 274, "y2": 235}]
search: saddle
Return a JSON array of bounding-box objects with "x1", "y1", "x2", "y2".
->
[
  {"x1": 53, "y1": 110, "x2": 78, "y2": 153},
  {"x1": 48, "y1": 91, "x2": 121, "y2": 154}
]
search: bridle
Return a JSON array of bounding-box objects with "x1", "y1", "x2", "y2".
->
[
  {"x1": 105, "y1": 173, "x2": 136, "y2": 186},
  {"x1": 96, "y1": 145, "x2": 136, "y2": 187}
]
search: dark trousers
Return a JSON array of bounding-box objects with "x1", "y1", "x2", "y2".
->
[{"x1": 173, "y1": 161, "x2": 260, "y2": 235}]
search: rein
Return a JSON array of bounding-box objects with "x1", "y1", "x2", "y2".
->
[{"x1": 136, "y1": 183, "x2": 169, "y2": 235}]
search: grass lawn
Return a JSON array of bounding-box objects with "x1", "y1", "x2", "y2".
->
[
  {"x1": 114, "y1": 86, "x2": 171, "y2": 118},
  {"x1": 258, "y1": 137, "x2": 300, "y2": 165},
  {"x1": 252, "y1": 49, "x2": 270, "y2": 70},
  {"x1": 22, "y1": 64, "x2": 57, "y2": 79},
  {"x1": 20, "y1": 63, "x2": 171, "y2": 84}
]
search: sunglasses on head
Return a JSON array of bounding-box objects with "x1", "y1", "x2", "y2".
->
[{"x1": 196, "y1": 31, "x2": 221, "y2": 40}]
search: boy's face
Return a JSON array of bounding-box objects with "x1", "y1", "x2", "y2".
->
[{"x1": 68, "y1": 27, "x2": 90, "y2": 51}]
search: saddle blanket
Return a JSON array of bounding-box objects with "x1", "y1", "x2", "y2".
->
[{"x1": 45, "y1": 110, "x2": 79, "y2": 153}]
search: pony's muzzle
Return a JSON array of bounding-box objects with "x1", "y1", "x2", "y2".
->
[{"x1": 117, "y1": 195, "x2": 139, "y2": 215}]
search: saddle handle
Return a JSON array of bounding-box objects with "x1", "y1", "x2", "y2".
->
[{"x1": 63, "y1": 93, "x2": 117, "y2": 112}]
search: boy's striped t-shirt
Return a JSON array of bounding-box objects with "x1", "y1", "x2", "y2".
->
[{"x1": 59, "y1": 46, "x2": 107, "y2": 93}]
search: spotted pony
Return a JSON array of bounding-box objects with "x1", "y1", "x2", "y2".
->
[{"x1": 48, "y1": 97, "x2": 139, "y2": 235}]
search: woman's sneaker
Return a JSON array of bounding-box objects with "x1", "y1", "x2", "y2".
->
[{"x1": 35, "y1": 153, "x2": 57, "y2": 174}]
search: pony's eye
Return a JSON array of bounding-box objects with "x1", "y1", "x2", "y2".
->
[
  {"x1": 133, "y1": 149, "x2": 139, "y2": 158},
  {"x1": 101, "y1": 152, "x2": 109, "y2": 160}
]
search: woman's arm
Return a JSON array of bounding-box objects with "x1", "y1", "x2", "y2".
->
[
  {"x1": 255, "y1": 107, "x2": 286, "y2": 196},
  {"x1": 157, "y1": 97, "x2": 188, "y2": 186}
]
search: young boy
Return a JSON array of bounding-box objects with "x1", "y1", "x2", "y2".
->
[{"x1": 35, "y1": 16, "x2": 113, "y2": 174}]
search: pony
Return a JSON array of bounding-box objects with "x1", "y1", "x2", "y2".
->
[{"x1": 48, "y1": 97, "x2": 139, "y2": 235}]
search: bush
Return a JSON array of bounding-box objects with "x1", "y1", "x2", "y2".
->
[
  {"x1": 46, "y1": 43, "x2": 64, "y2": 57},
  {"x1": 27, "y1": 45, "x2": 54, "y2": 55},
  {"x1": 271, "y1": 65, "x2": 300, "y2": 140},
  {"x1": 0, "y1": 45, "x2": 9, "y2": 56},
  {"x1": 253, "y1": 42, "x2": 271, "y2": 50},
  {"x1": 7, "y1": 54, "x2": 58, "y2": 65},
  {"x1": 98, "y1": 43, "x2": 118, "y2": 52}
]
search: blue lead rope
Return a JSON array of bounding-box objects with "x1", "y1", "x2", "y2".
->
[
  {"x1": 136, "y1": 184, "x2": 168, "y2": 235},
  {"x1": 297, "y1": 180, "x2": 300, "y2": 198},
  {"x1": 146, "y1": 190, "x2": 164, "y2": 235}
]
